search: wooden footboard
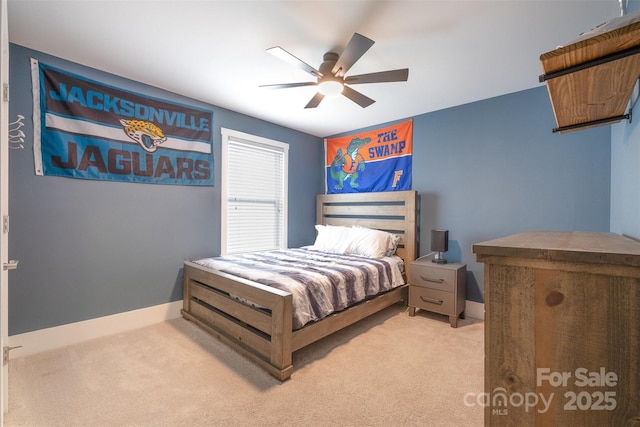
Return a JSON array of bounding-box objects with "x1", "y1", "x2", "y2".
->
[
  {"x1": 182, "y1": 260, "x2": 408, "y2": 381},
  {"x1": 182, "y1": 260, "x2": 294, "y2": 380}
]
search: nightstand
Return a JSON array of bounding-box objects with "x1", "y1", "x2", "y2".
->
[{"x1": 408, "y1": 259, "x2": 466, "y2": 327}]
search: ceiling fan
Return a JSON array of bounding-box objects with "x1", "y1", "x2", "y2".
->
[{"x1": 260, "y1": 33, "x2": 409, "y2": 109}]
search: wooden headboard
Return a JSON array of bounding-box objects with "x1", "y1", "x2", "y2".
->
[{"x1": 316, "y1": 190, "x2": 418, "y2": 275}]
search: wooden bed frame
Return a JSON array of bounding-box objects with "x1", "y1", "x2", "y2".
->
[{"x1": 181, "y1": 190, "x2": 418, "y2": 380}]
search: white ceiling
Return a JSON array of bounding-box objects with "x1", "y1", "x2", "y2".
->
[{"x1": 7, "y1": 0, "x2": 623, "y2": 137}]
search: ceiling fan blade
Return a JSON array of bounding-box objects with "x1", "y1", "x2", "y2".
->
[
  {"x1": 345, "y1": 68, "x2": 409, "y2": 85},
  {"x1": 266, "y1": 46, "x2": 322, "y2": 78},
  {"x1": 331, "y1": 33, "x2": 375, "y2": 77},
  {"x1": 259, "y1": 82, "x2": 317, "y2": 89},
  {"x1": 304, "y1": 92, "x2": 325, "y2": 109},
  {"x1": 342, "y1": 85, "x2": 375, "y2": 108}
]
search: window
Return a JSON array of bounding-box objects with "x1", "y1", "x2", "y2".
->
[{"x1": 221, "y1": 128, "x2": 288, "y2": 255}]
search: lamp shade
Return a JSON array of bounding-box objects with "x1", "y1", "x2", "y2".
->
[{"x1": 430, "y1": 229, "x2": 449, "y2": 253}]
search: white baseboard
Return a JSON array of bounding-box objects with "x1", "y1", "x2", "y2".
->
[
  {"x1": 7, "y1": 299, "x2": 484, "y2": 360},
  {"x1": 465, "y1": 300, "x2": 484, "y2": 321},
  {"x1": 8, "y1": 301, "x2": 183, "y2": 359}
]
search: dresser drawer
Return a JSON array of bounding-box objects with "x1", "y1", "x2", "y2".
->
[
  {"x1": 409, "y1": 286, "x2": 454, "y2": 315},
  {"x1": 410, "y1": 265, "x2": 457, "y2": 292}
]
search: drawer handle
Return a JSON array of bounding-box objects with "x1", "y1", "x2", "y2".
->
[
  {"x1": 420, "y1": 296, "x2": 443, "y2": 305},
  {"x1": 420, "y1": 275, "x2": 444, "y2": 284}
]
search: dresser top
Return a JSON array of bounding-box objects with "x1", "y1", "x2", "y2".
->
[{"x1": 473, "y1": 231, "x2": 640, "y2": 267}]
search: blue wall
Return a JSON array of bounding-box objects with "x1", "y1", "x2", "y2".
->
[
  {"x1": 8, "y1": 43, "x2": 613, "y2": 335},
  {"x1": 8, "y1": 44, "x2": 323, "y2": 335},
  {"x1": 610, "y1": 0, "x2": 640, "y2": 241},
  {"x1": 332, "y1": 87, "x2": 611, "y2": 302},
  {"x1": 611, "y1": 111, "x2": 640, "y2": 240},
  {"x1": 419, "y1": 88, "x2": 611, "y2": 301}
]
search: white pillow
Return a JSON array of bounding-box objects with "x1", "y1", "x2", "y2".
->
[
  {"x1": 346, "y1": 226, "x2": 396, "y2": 259},
  {"x1": 311, "y1": 224, "x2": 353, "y2": 254}
]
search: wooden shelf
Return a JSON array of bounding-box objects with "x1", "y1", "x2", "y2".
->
[{"x1": 540, "y1": 10, "x2": 640, "y2": 133}]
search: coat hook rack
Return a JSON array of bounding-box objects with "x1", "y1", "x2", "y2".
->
[{"x1": 8, "y1": 114, "x2": 25, "y2": 149}]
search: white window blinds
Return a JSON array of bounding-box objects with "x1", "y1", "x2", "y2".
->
[{"x1": 221, "y1": 128, "x2": 288, "y2": 255}]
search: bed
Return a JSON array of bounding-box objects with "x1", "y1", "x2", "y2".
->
[{"x1": 181, "y1": 190, "x2": 418, "y2": 380}]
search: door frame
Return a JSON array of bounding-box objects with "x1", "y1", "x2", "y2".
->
[{"x1": 0, "y1": 0, "x2": 10, "y2": 422}]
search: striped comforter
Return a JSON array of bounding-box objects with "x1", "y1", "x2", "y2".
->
[{"x1": 193, "y1": 248, "x2": 405, "y2": 330}]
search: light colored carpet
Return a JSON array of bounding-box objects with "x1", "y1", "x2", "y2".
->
[{"x1": 5, "y1": 305, "x2": 484, "y2": 427}]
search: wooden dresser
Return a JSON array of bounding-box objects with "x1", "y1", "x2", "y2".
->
[{"x1": 473, "y1": 231, "x2": 640, "y2": 426}]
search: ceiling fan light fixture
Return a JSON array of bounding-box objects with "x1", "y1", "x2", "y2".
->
[
  {"x1": 263, "y1": 33, "x2": 408, "y2": 109},
  {"x1": 318, "y1": 80, "x2": 344, "y2": 96}
]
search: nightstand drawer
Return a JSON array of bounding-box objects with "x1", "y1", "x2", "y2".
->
[
  {"x1": 409, "y1": 287, "x2": 454, "y2": 315},
  {"x1": 410, "y1": 265, "x2": 457, "y2": 292}
]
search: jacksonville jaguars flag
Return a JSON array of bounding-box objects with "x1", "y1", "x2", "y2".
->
[
  {"x1": 31, "y1": 59, "x2": 214, "y2": 186},
  {"x1": 324, "y1": 119, "x2": 412, "y2": 194}
]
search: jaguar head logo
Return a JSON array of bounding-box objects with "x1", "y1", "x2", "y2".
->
[{"x1": 120, "y1": 119, "x2": 167, "y2": 153}]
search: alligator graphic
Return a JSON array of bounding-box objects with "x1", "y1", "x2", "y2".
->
[{"x1": 330, "y1": 137, "x2": 371, "y2": 190}]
